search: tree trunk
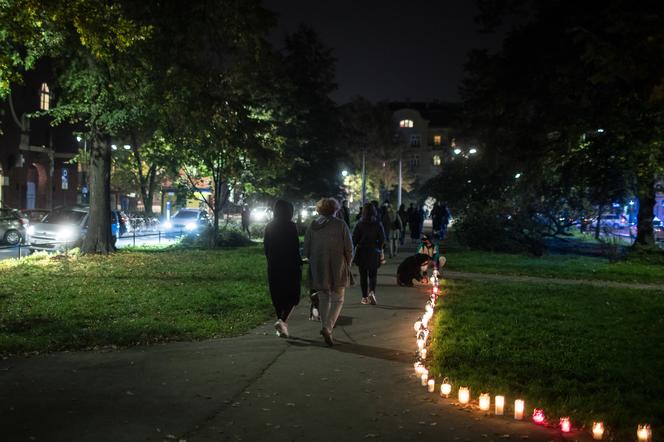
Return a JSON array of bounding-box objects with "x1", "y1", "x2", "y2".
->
[
  {"x1": 81, "y1": 136, "x2": 115, "y2": 254},
  {"x1": 594, "y1": 203, "x2": 603, "y2": 240},
  {"x1": 633, "y1": 178, "x2": 656, "y2": 247},
  {"x1": 142, "y1": 164, "x2": 157, "y2": 216}
]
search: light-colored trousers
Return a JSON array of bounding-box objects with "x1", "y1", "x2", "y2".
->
[{"x1": 318, "y1": 287, "x2": 345, "y2": 334}]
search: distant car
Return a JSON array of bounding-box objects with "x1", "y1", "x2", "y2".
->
[
  {"x1": 250, "y1": 206, "x2": 273, "y2": 222},
  {"x1": 300, "y1": 205, "x2": 317, "y2": 221},
  {"x1": 0, "y1": 208, "x2": 28, "y2": 245},
  {"x1": 629, "y1": 217, "x2": 663, "y2": 240},
  {"x1": 590, "y1": 214, "x2": 627, "y2": 229},
  {"x1": 162, "y1": 209, "x2": 211, "y2": 233},
  {"x1": 27, "y1": 206, "x2": 125, "y2": 252}
]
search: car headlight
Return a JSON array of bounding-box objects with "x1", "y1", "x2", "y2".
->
[
  {"x1": 185, "y1": 222, "x2": 196, "y2": 231},
  {"x1": 163, "y1": 221, "x2": 173, "y2": 229},
  {"x1": 27, "y1": 225, "x2": 35, "y2": 236},
  {"x1": 57, "y1": 226, "x2": 77, "y2": 241}
]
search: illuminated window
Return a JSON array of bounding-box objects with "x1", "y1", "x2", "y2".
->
[
  {"x1": 433, "y1": 135, "x2": 441, "y2": 146},
  {"x1": 410, "y1": 134, "x2": 421, "y2": 147},
  {"x1": 432, "y1": 155, "x2": 441, "y2": 166},
  {"x1": 399, "y1": 119, "x2": 414, "y2": 128},
  {"x1": 39, "y1": 83, "x2": 50, "y2": 110}
]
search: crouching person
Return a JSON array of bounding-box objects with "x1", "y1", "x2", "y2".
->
[{"x1": 397, "y1": 254, "x2": 430, "y2": 287}]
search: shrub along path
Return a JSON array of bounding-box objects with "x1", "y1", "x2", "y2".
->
[{"x1": 0, "y1": 248, "x2": 570, "y2": 442}]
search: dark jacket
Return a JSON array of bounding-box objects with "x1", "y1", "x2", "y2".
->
[
  {"x1": 264, "y1": 201, "x2": 302, "y2": 305},
  {"x1": 352, "y1": 219, "x2": 386, "y2": 270}
]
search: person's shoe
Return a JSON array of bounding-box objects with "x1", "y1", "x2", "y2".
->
[
  {"x1": 361, "y1": 297, "x2": 371, "y2": 305},
  {"x1": 274, "y1": 320, "x2": 289, "y2": 338},
  {"x1": 321, "y1": 328, "x2": 334, "y2": 346},
  {"x1": 368, "y1": 291, "x2": 377, "y2": 305}
]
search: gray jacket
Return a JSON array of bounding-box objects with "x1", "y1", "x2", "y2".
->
[{"x1": 304, "y1": 216, "x2": 354, "y2": 291}]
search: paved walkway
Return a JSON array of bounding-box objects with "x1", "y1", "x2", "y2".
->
[{"x1": 1, "y1": 249, "x2": 587, "y2": 442}]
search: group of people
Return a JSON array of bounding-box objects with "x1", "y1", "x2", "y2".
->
[{"x1": 263, "y1": 197, "x2": 448, "y2": 347}]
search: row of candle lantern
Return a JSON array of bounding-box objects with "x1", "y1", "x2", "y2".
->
[{"x1": 412, "y1": 271, "x2": 653, "y2": 442}]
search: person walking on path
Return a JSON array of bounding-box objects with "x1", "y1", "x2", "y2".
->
[
  {"x1": 337, "y1": 199, "x2": 351, "y2": 227},
  {"x1": 380, "y1": 200, "x2": 395, "y2": 258},
  {"x1": 430, "y1": 202, "x2": 442, "y2": 238},
  {"x1": 264, "y1": 200, "x2": 302, "y2": 338},
  {"x1": 241, "y1": 204, "x2": 251, "y2": 237},
  {"x1": 397, "y1": 204, "x2": 407, "y2": 246},
  {"x1": 439, "y1": 203, "x2": 451, "y2": 241},
  {"x1": 304, "y1": 197, "x2": 354, "y2": 346},
  {"x1": 352, "y1": 203, "x2": 385, "y2": 306},
  {"x1": 409, "y1": 205, "x2": 422, "y2": 242}
]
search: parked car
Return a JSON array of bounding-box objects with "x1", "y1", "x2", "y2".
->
[
  {"x1": 162, "y1": 209, "x2": 211, "y2": 233},
  {"x1": 250, "y1": 206, "x2": 273, "y2": 222},
  {"x1": 0, "y1": 208, "x2": 28, "y2": 245},
  {"x1": 20, "y1": 209, "x2": 50, "y2": 224},
  {"x1": 27, "y1": 206, "x2": 126, "y2": 252},
  {"x1": 590, "y1": 214, "x2": 627, "y2": 229}
]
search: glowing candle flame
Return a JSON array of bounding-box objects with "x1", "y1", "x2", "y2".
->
[
  {"x1": 592, "y1": 422, "x2": 604, "y2": 440},
  {"x1": 560, "y1": 417, "x2": 571, "y2": 433},
  {"x1": 637, "y1": 424, "x2": 652, "y2": 442},
  {"x1": 479, "y1": 393, "x2": 490, "y2": 411},
  {"x1": 427, "y1": 379, "x2": 435, "y2": 393},
  {"x1": 494, "y1": 395, "x2": 505, "y2": 415},
  {"x1": 458, "y1": 387, "x2": 470, "y2": 404},
  {"x1": 533, "y1": 409, "x2": 545, "y2": 424},
  {"x1": 440, "y1": 379, "x2": 452, "y2": 397},
  {"x1": 514, "y1": 399, "x2": 524, "y2": 420}
]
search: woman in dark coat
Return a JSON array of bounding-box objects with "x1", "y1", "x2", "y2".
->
[
  {"x1": 264, "y1": 199, "x2": 302, "y2": 338},
  {"x1": 352, "y1": 203, "x2": 385, "y2": 305}
]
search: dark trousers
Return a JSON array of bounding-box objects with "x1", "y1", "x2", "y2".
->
[
  {"x1": 358, "y1": 266, "x2": 378, "y2": 297},
  {"x1": 272, "y1": 298, "x2": 296, "y2": 322}
]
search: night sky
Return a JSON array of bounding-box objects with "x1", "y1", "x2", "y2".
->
[{"x1": 263, "y1": 0, "x2": 505, "y2": 104}]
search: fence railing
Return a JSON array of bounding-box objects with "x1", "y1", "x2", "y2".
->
[{"x1": 0, "y1": 229, "x2": 187, "y2": 260}]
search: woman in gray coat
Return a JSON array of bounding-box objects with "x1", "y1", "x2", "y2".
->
[{"x1": 303, "y1": 197, "x2": 354, "y2": 346}]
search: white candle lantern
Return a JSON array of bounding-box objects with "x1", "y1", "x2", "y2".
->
[
  {"x1": 420, "y1": 348, "x2": 427, "y2": 359},
  {"x1": 560, "y1": 417, "x2": 571, "y2": 433},
  {"x1": 592, "y1": 422, "x2": 604, "y2": 440},
  {"x1": 440, "y1": 378, "x2": 452, "y2": 397},
  {"x1": 458, "y1": 387, "x2": 470, "y2": 404},
  {"x1": 514, "y1": 399, "x2": 524, "y2": 420},
  {"x1": 433, "y1": 285, "x2": 439, "y2": 294},
  {"x1": 420, "y1": 370, "x2": 428, "y2": 386},
  {"x1": 417, "y1": 338, "x2": 425, "y2": 350},
  {"x1": 414, "y1": 362, "x2": 424, "y2": 375},
  {"x1": 413, "y1": 320, "x2": 422, "y2": 333},
  {"x1": 425, "y1": 303, "x2": 434, "y2": 314},
  {"x1": 427, "y1": 379, "x2": 435, "y2": 393},
  {"x1": 637, "y1": 424, "x2": 652, "y2": 442},
  {"x1": 494, "y1": 395, "x2": 505, "y2": 415},
  {"x1": 479, "y1": 393, "x2": 490, "y2": 411}
]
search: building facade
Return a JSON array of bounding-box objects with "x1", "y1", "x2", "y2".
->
[
  {"x1": 391, "y1": 102, "x2": 466, "y2": 186},
  {"x1": 0, "y1": 63, "x2": 80, "y2": 210}
]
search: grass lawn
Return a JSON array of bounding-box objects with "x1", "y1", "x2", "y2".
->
[
  {"x1": 430, "y1": 279, "x2": 664, "y2": 437},
  {"x1": 442, "y1": 250, "x2": 664, "y2": 285},
  {"x1": 0, "y1": 245, "x2": 274, "y2": 355}
]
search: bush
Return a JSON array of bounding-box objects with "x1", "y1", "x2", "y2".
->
[
  {"x1": 453, "y1": 202, "x2": 546, "y2": 255},
  {"x1": 181, "y1": 226, "x2": 253, "y2": 248}
]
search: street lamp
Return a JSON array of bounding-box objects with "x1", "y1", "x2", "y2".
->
[
  {"x1": 469, "y1": 148, "x2": 477, "y2": 155},
  {"x1": 341, "y1": 169, "x2": 348, "y2": 177},
  {"x1": 453, "y1": 148, "x2": 462, "y2": 155},
  {"x1": 111, "y1": 144, "x2": 118, "y2": 150},
  {"x1": 123, "y1": 144, "x2": 131, "y2": 150},
  {"x1": 514, "y1": 172, "x2": 522, "y2": 179}
]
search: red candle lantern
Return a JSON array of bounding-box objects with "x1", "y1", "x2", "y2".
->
[
  {"x1": 532, "y1": 409, "x2": 545, "y2": 424},
  {"x1": 560, "y1": 417, "x2": 571, "y2": 433}
]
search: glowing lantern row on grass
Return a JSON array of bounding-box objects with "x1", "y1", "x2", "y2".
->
[
  {"x1": 591, "y1": 422, "x2": 604, "y2": 440},
  {"x1": 494, "y1": 395, "x2": 505, "y2": 415},
  {"x1": 532, "y1": 408, "x2": 545, "y2": 424},
  {"x1": 458, "y1": 387, "x2": 470, "y2": 404},
  {"x1": 413, "y1": 320, "x2": 422, "y2": 333},
  {"x1": 440, "y1": 378, "x2": 452, "y2": 397},
  {"x1": 479, "y1": 393, "x2": 490, "y2": 411},
  {"x1": 427, "y1": 379, "x2": 435, "y2": 393},
  {"x1": 425, "y1": 302, "x2": 434, "y2": 314},
  {"x1": 637, "y1": 424, "x2": 652, "y2": 442},
  {"x1": 514, "y1": 399, "x2": 525, "y2": 420},
  {"x1": 414, "y1": 362, "x2": 425, "y2": 376}
]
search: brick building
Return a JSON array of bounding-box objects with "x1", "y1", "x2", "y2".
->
[{"x1": 0, "y1": 62, "x2": 80, "y2": 210}]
